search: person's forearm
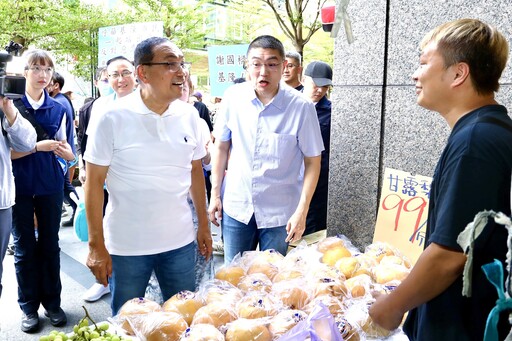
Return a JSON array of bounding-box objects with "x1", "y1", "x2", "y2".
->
[
  {"x1": 6, "y1": 115, "x2": 37, "y2": 152},
  {"x1": 11, "y1": 140, "x2": 38, "y2": 159},
  {"x1": 210, "y1": 140, "x2": 229, "y2": 199},
  {"x1": 11, "y1": 149, "x2": 35, "y2": 159},
  {"x1": 3, "y1": 108, "x2": 18, "y2": 126},
  {"x1": 385, "y1": 243, "x2": 466, "y2": 314},
  {"x1": 297, "y1": 156, "x2": 321, "y2": 213},
  {"x1": 190, "y1": 159, "x2": 208, "y2": 229},
  {"x1": 84, "y1": 165, "x2": 106, "y2": 249}
]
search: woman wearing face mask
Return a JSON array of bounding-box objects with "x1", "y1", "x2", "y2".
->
[{"x1": 11, "y1": 49, "x2": 74, "y2": 333}]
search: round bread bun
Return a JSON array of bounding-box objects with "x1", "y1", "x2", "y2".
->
[
  {"x1": 276, "y1": 285, "x2": 310, "y2": 310},
  {"x1": 317, "y1": 236, "x2": 345, "y2": 253},
  {"x1": 268, "y1": 309, "x2": 307, "y2": 337},
  {"x1": 345, "y1": 254, "x2": 375, "y2": 278},
  {"x1": 247, "y1": 261, "x2": 279, "y2": 281},
  {"x1": 350, "y1": 285, "x2": 366, "y2": 298},
  {"x1": 304, "y1": 295, "x2": 344, "y2": 316},
  {"x1": 238, "y1": 250, "x2": 283, "y2": 270},
  {"x1": 279, "y1": 251, "x2": 307, "y2": 270},
  {"x1": 253, "y1": 249, "x2": 285, "y2": 264},
  {"x1": 309, "y1": 264, "x2": 345, "y2": 283},
  {"x1": 179, "y1": 323, "x2": 225, "y2": 341},
  {"x1": 380, "y1": 255, "x2": 411, "y2": 268},
  {"x1": 344, "y1": 274, "x2": 373, "y2": 299},
  {"x1": 321, "y1": 246, "x2": 351, "y2": 267},
  {"x1": 335, "y1": 256, "x2": 360, "y2": 279},
  {"x1": 237, "y1": 293, "x2": 279, "y2": 319},
  {"x1": 372, "y1": 263, "x2": 409, "y2": 284},
  {"x1": 312, "y1": 277, "x2": 348, "y2": 298},
  {"x1": 140, "y1": 311, "x2": 188, "y2": 341},
  {"x1": 272, "y1": 270, "x2": 304, "y2": 283},
  {"x1": 215, "y1": 266, "x2": 246, "y2": 287},
  {"x1": 365, "y1": 242, "x2": 396, "y2": 262},
  {"x1": 352, "y1": 267, "x2": 373, "y2": 278},
  {"x1": 191, "y1": 303, "x2": 237, "y2": 328},
  {"x1": 237, "y1": 273, "x2": 273, "y2": 293},
  {"x1": 162, "y1": 290, "x2": 204, "y2": 325},
  {"x1": 118, "y1": 297, "x2": 162, "y2": 335},
  {"x1": 335, "y1": 316, "x2": 361, "y2": 341},
  {"x1": 204, "y1": 282, "x2": 244, "y2": 306},
  {"x1": 225, "y1": 318, "x2": 272, "y2": 341}
]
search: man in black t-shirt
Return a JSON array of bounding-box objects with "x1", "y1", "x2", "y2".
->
[{"x1": 369, "y1": 19, "x2": 512, "y2": 340}]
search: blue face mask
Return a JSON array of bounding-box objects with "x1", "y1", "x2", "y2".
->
[{"x1": 97, "y1": 82, "x2": 114, "y2": 97}]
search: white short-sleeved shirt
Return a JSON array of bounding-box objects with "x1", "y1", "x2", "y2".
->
[
  {"x1": 213, "y1": 81, "x2": 324, "y2": 228},
  {"x1": 85, "y1": 92, "x2": 116, "y2": 138},
  {"x1": 84, "y1": 89, "x2": 206, "y2": 255}
]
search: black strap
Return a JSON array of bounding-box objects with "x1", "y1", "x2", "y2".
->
[
  {"x1": 0, "y1": 110, "x2": 6, "y2": 136},
  {"x1": 12, "y1": 98, "x2": 50, "y2": 141},
  {"x1": 476, "y1": 115, "x2": 512, "y2": 134}
]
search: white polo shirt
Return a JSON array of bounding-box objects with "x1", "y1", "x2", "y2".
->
[
  {"x1": 84, "y1": 89, "x2": 206, "y2": 256},
  {"x1": 85, "y1": 92, "x2": 116, "y2": 138}
]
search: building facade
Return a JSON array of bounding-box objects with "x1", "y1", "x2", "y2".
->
[{"x1": 327, "y1": 0, "x2": 512, "y2": 250}]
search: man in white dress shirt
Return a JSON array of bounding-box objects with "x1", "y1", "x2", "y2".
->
[{"x1": 208, "y1": 35, "x2": 323, "y2": 265}]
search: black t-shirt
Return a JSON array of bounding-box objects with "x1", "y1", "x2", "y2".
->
[
  {"x1": 193, "y1": 101, "x2": 213, "y2": 132},
  {"x1": 76, "y1": 98, "x2": 97, "y2": 157},
  {"x1": 404, "y1": 105, "x2": 512, "y2": 340}
]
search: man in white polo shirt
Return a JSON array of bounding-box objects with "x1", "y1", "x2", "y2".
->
[
  {"x1": 84, "y1": 37, "x2": 212, "y2": 315},
  {"x1": 80, "y1": 55, "x2": 137, "y2": 303}
]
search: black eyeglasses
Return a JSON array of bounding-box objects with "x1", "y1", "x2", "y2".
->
[
  {"x1": 245, "y1": 61, "x2": 284, "y2": 72},
  {"x1": 140, "y1": 61, "x2": 191, "y2": 72}
]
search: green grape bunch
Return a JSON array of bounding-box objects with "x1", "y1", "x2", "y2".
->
[{"x1": 39, "y1": 306, "x2": 131, "y2": 341}]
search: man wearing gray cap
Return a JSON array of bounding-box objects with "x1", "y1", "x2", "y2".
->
[{"x1": 302, "y1": 61, "x2": 332, "y2": 235}]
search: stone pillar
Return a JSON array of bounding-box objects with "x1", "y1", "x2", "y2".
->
[{"x1": 327, "y1": 0, "x2": 512, "y2": 250}]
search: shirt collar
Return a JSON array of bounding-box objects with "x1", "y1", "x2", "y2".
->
[
  {"x1": 25, "y1": 91, "x2": 46, "y2": 109},
  {"x1": 249, "y1": 81, "x2": 288, "y2": 110},
  {"x1": 129, "y1": 88, "x2": 181, "y2": 117}
]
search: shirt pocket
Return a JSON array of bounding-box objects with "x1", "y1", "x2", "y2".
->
[{"x1": 258, "y1": 133, "x2": 298, "y2": 172}]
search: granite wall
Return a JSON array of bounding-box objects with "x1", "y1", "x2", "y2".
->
[{"x1": 327, "y1": 0, "x2": 512, "y2": 250}]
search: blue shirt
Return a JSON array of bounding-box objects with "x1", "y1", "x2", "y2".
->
[
  {"x1": 213, "y1": 81, "x2": 324, "y2": 228},
  {"x1": 54, "y1": 93, "x2": 76, "y2": 155}
]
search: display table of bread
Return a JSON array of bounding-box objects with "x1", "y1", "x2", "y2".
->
[{"x1": 112, "y1": 236, "x2": 411, "y2": 340}]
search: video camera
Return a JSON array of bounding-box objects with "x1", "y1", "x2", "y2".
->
[{"x1": 0, "y1": 41, "x2": 25, "y2": 99}]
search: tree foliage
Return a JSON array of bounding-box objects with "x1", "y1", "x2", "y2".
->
[
  {"x1": 0, "y1": 0, "x2": 331, "y2": 87},
  {"x1": 122, "y1": 0, "x2": 212, "y2": 50},
  {"x1": 215, "y1": 1, "x2": 275, "y2": 45},
  {"x1": 0, "y1": 0, "x2": 127, "y2": 79},
  {"x1": 0, "y1": 0, "x2": 212, "y2": 79},
  {"x1": 231, "y1": 0, "x2": 328, "y2": 57}
]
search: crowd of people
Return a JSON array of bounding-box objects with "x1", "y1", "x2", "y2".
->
[{"x1": 0, "y1": 18, "x2": 511, "y2": 340}]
